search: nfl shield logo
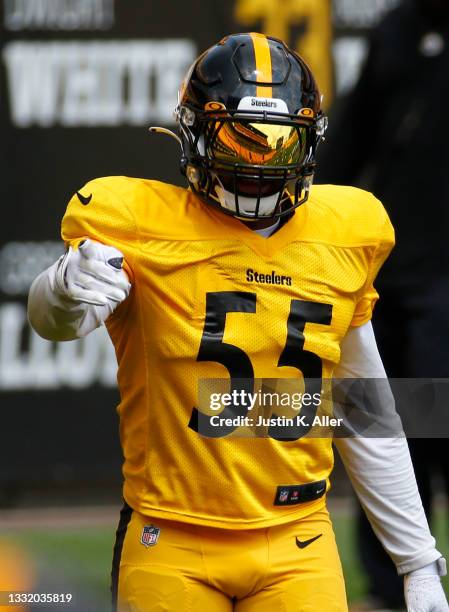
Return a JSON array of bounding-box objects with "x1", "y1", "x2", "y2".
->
[
  {"x1": 141, "y1": 525, "x2": 161, "y2": 547},
  {"x1": 279, "y1": 489, "x2": 289, "y2": 503}
]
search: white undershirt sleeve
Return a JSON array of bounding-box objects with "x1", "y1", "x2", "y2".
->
[
  {"x1": 27, "y1": 259, "x2": 114, "y2": 341},
  {"x1": 333, "y1": 321, "x2": 442, "y2": 574}
]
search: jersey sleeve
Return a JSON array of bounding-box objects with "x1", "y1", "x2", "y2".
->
[
  {"x1": 350, "y1": 197, "x2": 395, "y2": 327},
  {"x1": 61, "y1": 176, "x2": 138, "y2": 280}
]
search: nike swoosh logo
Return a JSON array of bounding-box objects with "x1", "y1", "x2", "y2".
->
[
  {"x1": 295, "y1": 534, "x2": 322, "y2": 549},
  {"x1": 76, "y1": 191, "x2": 92, "y2": 205}
]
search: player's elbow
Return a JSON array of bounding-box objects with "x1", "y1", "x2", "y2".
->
[
  {"x1": 27, "y1": 296, "x2": 77, "y2": 342},
  {"x1": 27, "y1": 272, "x2": 81, "y2": 342},
  {"x1": 28, "y1": 312, "x2": 78, "y2": 342}
]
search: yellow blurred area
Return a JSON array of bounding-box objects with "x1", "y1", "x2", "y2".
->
[
  {"x1": 234, "y1": 0, "x2": 333, "y2": 107},
  {"x1": 0, "y1": 540, "x2": 36, "y2": 612}
]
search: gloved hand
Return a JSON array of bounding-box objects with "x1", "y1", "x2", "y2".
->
[
  {"x1": 55, "y1": 239, "x2": 131, "y2": 307},
  {"x1": 404, "y1": 559, "x2": 449, "y2": 612}
]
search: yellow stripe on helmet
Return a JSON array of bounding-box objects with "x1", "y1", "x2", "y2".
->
[{"x1": 250, "y1": 32, "x2": 273, "y2": 98}]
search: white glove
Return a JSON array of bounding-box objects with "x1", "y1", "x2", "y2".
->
[
  {"x1": 55, "y1": 239, "x2": 131, "y2": 307},
  {"x1": 405, "y1": 559, "x2": 449, "y2": 612}
]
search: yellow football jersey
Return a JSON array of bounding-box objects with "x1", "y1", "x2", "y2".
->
[{"x1": 61, "y1": 178, "x2": 394, "y2": 529}]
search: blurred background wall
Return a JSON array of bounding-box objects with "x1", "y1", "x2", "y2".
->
[{"x1": 0, "y1": 0, "x2": 401, "y2": 507}]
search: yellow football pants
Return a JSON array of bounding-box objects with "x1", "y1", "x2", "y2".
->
[{"x1": 112, "y1": 504, "x2": 347, "y2": 612}]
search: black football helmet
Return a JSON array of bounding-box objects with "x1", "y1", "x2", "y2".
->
[{"x1": 175, "y1": 33, "x2": 327, "y2": 220}]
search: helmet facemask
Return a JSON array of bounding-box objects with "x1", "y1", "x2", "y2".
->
[{"x1": 178, "y1": 105, "x2": 327, "y2": 220}]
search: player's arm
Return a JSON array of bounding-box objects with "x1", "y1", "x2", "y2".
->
[
  {"x1": 28, "y1": 177, "x2": 136, "y2": 341},
  {"x1": 333, "y1": 322, "x2": 448, "y2": 611},
  {"x1": 28, "y1": 239, "x2": 130, "y2": 341}
]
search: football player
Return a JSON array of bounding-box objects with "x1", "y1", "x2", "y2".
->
[{"x1": 28, "y1": 34, "x2": 448, "y2": 612}]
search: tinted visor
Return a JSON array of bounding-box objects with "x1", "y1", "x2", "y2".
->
[{"x1": 208, "y1": 120, "x2": 308, "y2": 168}]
